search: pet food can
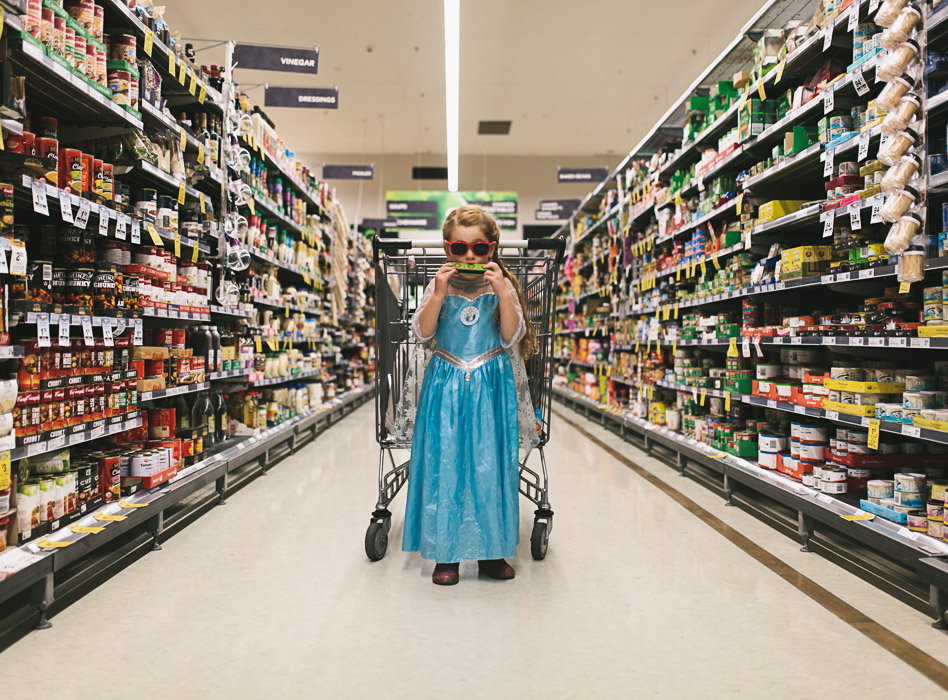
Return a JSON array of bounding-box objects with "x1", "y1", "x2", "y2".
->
[
  {"x1": 868, "y1": 479, "x2": 895, "y2": 498},
  {"x1": 821, "y1": 480, "x2": 848, "y2": 494},
  {"x1": 758, "y1": 451, "x2": 779, "y2": 469},
  {"x1": 928, "y1": 500, "x2": 944, "y2": 522},
  {"x1": 895, "y1": 491, "x2": 925, "y2": 508},
  {"x1": 798, "y1": 442, "x2": 826, "y2": 461},
  {"x1": 929, "y1": 518, "x2": 945, "y2": 539},
  {"x1": 896, "y1": 472, "x2": 927, "y2": 492},
  {"x1": 758, "y1": 433, "x2": 788, "y2": 452},
  {"x1": 907, "y1": 510, "x2": 929, "y2": 532}
]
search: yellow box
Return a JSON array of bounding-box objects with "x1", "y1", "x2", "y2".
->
[
  {"x1": 824, "y1": 379, "x2": 905, "y2": 393},
  {"x1": 821, "y1": 399, "x2": 876, "y2": 417},
  {"x1": 758, "y1": 200, "x2": 807, "y2": 223},
  {"x1": 918, "y1": 326, "x2": 948, "y2": 337}
]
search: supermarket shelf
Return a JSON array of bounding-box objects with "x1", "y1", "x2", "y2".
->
[
  {"x1": 750, "y1": 202, "x2": 821, "y2": 237},
  {"x1": 243, "y1": 193, "x2": 303, "y2": 235},
  {"x1": 0, "y1": 346, "x2": 24, "y2": 359},
  {"x1": 572, "y1": 200, "x2": 625, "y2": 250},
  {"x1": 655, "y1": 379, "x2": 741, "y2": 401},
  {"x1": 656, "y1": 242, "x2": 745, "y2": 281},
  {"x1": 930, "y1": 169, "x2": 948, "y2": 193},
  {"x1": 142, "y1": 306, "x2": 211, "y2": 322},
  {"x1": 0, "y1": 383, "x2": 374, "y2": 616},
  {"x1": 19, "y1": 311, "x2": 141, "y2": 330},
  {"x1": 247, "y1": 368, "x2": 324, "y2": 387},
  {"x1": 209, "y1": 367, "x2": 254, "y2": 381},
  {"x1": 577, "y1": 285, "x2": 610, "y2": 301},
  {"x1": 256, "y1": 141, "x2": 326, "y2": 212},
  {"x1": 655, "y1": 198, "x2": 738, "y2": 246},
  {"x1": 927, "y1": 1, "x2": 948, "y2": 40},
  {"x1": 12, "y1": 414, "x2": 143, "y2": 461},
  {"x1": 140, "y1": 382, "x2": 210, "y2": 403},
  {"x1": 114, "y1": 160, "x2": 202, "y2": 202},
  {"x1": 743, "y1": 142, "x2": 823, "y2": 190},
  {"x1": 10, "y1": 34, "x2": 143, "y2": 131},
  {"x1": 578, "y1": 251, "x2": 610, "y2": 274},
  {"x1": 554, "y1": 325, "x2": 612, "y2": 336},
  {"x1": 243, "y1": 246, "x2": 318, "y2": 283},
  {"x1": 929, "y1": 89, "x2": 948, "y2": 117},
  {"x1": 209, "y1": 304, "x2": 254, "y2": 319}
]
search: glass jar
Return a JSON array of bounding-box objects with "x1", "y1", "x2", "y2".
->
[
  {"x1": 884, "y1": 213, "x2": 923, "y2": 254},
  {"x1": 881, "y1": 93, "x2": 920, "y2": 135},
  {"x1": 880, "y1": 185, "x2": 919, "y2": 223},
  {"x1": 881, "y1": 153, "x2": 922, "y2": 194}
]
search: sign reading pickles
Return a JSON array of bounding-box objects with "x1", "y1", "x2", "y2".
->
[{"x1": 385, "y1": 191, "x2": 518, "y2": 233}]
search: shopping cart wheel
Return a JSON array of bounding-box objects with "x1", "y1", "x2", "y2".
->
[
  {"x1": 531, "y1": 520, "x2": 549, "y2": 560},
  {"x1": 365, "y1": 520, "x2": 389, "y2": 561}
]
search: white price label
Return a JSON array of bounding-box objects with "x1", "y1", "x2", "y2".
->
[
  {"x1": 58, "y1": 314, "x2": 70, "y2": 347},
  {"x1": 822, "y1": 274, "x2": 835, "y2": 284},
  {"x1": 98, "y1": 208, "x2": 110, "y2": 236},
  {"x1": 59, "y1": 190, "x2": 74, "y2": 223},
  {"x1": 851, "y1": 337, "x2": 865, "y2": 346},
  {"x1": 823, "y1": 213, "x2": 834, "y2": 238},
  {"x1": 869, "y1": 0, "x2": 879, "y2": 12},
  {"x1": 903, "y1": 425, "x2": 921, "y2": 438},
  {"x1": 825, "y1": 410, "x2": 839, "y2": 421},
  {"x1": 850, "y1": 208, "x2": 862, "y2": 231},
  {"x1": 131, "y1": 220, "x2": 141, "y2": 245},
  {"x1": 90, "y1": 426, "x2": 105, "y2": 440},
  {"x1": 859, "y1": 269, "x2": 873, "y2": 279},
  {"x1": 742, "y1": 338, "x2": 751, "y2": 358},
  {"x1": 837, "y1": 272, "x2": 851, "y2": 281},
  {"x1": 47, "y1": 435, "x2": 65, "y2": 451},
  {"x1": 32, "y1": 179, "x2": 49, "y2": 215},
  {"x1": 848, "y1": 6, "x2": 859, "y2": 31},
  {"x1": 792, "y1": 337, "x2": 802, "y2": 344},
  {"x1": 74, "y1": 201, "x2": 91, "y2": 229},
  {"x1": 9, "y1": 241, "x2": 27, "y2": 276},
  {"x1": 37, "y1": 313, "x2": 51, "y2": 348},
  {"x1": 767, "y1": 399, "x2": 777, "y2": 408},
  {"x1": 795, "y1": 406, "x2": 806, "y2": 414},
  {"x1": 910, "y1": 338, "x2": 930, "y2": 348},
  {"x1": 114, "y1": 317, "x2": 126, "y2": 335},
  {"x1": 869, "y1": 337, "x2": 884, "y2": 346},
  {"x1": 823, "y1": 26, "x2": 833, "y2": 52},
  {"x1": 80, "y1": 315, "x2": 95, "y2": 347},
  {"x1": 858, "y1": 132, "x2": 870, "y2": 161},
  {"x1": 133, "y1": 319, "x2": 143, "y2": 346},
  {"x1": 824, "y1": 85, "x2": 834, "y2": 114},
  {"x1": 852, "y1": 66, "x2": 869, "y2": 96},
  {"x1": 890, "y1": 337, "x2": 906, "y2": 347},
  {"x1": 879, "y1": 133, "x2": 891, "y2": 151},
  {"x1": 870, "y1": 200, "x2": 883, "y2": 224},
  {"x1": 753, "y1": 338, "x2": 763, "y2": 358},
  {"x1": 825, "y1": 336, "x2": 836, "y2": 345},
  {"x1": 116, "y1": 215, "x2": 127, "y2": 240},
  {"x1": 824, "y1": 149, "x2": 834, "y2": 177},
  {"x1": 101, "y1": 318, "x2": 114, "y2": 346},
  {"x1": 0, "y1": 248, "x2": 7, "y2": 274}
]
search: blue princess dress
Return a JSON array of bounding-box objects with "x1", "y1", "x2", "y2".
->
[{"x1": 399, "y1": 275, "x2": 537, "y2": 563}]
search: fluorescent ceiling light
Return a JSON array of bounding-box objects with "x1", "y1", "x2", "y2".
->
[{"x1": 444, "y1": 0, "x2": 459, "y2": 192}]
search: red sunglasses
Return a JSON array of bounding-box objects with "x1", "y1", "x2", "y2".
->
[{"x1": 447, "y1": 240, "x2": 495, "y2": 256}]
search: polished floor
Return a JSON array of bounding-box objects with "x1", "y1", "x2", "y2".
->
[{"x1": 2, "y1": 403, "x2": 947, "y2": 698}]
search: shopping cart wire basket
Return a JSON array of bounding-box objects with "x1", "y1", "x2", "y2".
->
[{"x1": 365, "y1": 236, "x2": 565, "y2": 562}]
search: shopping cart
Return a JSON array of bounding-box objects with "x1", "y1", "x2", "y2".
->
[{"x1": 366, "y1": 236, "x2": 565, "y2": 562}]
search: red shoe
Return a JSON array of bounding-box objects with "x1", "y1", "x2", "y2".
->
[
  {"x1": 432, "y1": 563, "x2": 460, "y2": 585},
  {"x1": 478, "y1": 559, "x2": 515, "y2": 580}
]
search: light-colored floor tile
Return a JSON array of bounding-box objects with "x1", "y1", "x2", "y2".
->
[{"x1": 1, "y1": 403, "x2": 945, "y2": 699}]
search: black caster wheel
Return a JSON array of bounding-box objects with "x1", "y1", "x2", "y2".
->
[
  {"x1": 365, "y1": 520, "x2": 389, "y2": 561},
  {"x1": 531, "y1": 520, "x2": 549, "y2": 560}
]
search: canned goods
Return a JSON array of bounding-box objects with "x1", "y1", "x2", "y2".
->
[
  {"x1": 68, "y1": 268, "x2": 94, "y2": 307},
  {"x1": 110, "y1": 34, "x2": 137, "y2": 63},
  {"x1": 108, "y1": 70, "x2": 131, "y2": 107},
  {"x1": 101, "y1": 163, "x2": 113, "y2": 200},
  {"x1": 67, "y1": 0, "x2": 95, "y2": 31},
  {"x1": 51, "y1": 268, "x2": 68, "y2": 304},
  {"x1": 58, "y1": 148, "x2": 83, "y2": 193},
  {"x1": 27, "y1": 260, "x2": 53, "y2": 304},
  {"x1": 93, "y1": 267, "x2": 117, "y2": 312}
]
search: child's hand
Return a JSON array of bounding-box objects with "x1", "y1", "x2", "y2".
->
[
  {"x1": 483, "y1": 262, "x2": 506, "y2": 295},
  {"x1": 433, "y1": 262, "x2": 457, "y2": 299}
]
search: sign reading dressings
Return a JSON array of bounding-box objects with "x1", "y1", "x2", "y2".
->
[
  {"x1": 232, "y1": 43, "x2": 319, "y2": 74},
  {"x1": 322, "y1": 164, "x2": 374, "y2": 180},
  {"x1": 557, "y1": 167, "x2": 608, "y2": 183},
  {"x1": 264, "y1": 86, "x2": 338, "y2": 109},
  {"x1": 385, "y1": 191, "x2": 519, "y2": 232}
]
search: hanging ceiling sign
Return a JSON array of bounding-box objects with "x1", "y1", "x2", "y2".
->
[
  {"x1": 264, "y1": 86, "x2": 338, "y2": 109},
  {"x1": 557, "y1": 167, "x2": 608, "y2": 183},
  {"x1": 385, "y1": 192, "x2": 518, "y2": 232},
  {"x1": 323, "y1": 164, "x2": 374, "y2": 180},
  {"x1": 233, "y1": 43, "x2": 319, "y2": 74},
  {"x1": 538, "y1": 198, "x2": 581, "y2": 218}
]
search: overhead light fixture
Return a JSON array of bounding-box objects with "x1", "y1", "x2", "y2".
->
[{"x1": 444, "y1": 0, "x2": 459, "y2": 192}]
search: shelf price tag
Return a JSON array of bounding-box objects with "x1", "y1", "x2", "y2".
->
[
  {"x1": 32, "y1": 178, "x2": 49, "y2": 215},
  {"x1": 133, "y1": 318, "x2": 143, "y2": 346},
  {"x1": 0, "y1": 451, "x2": 10, "y2": 491},
  {"x1": 168, "y1": 49, "x2": 176, "y2": 75},
  {"x1": 674, "y1": 303, "x2": 679, "y2": 320},
  {"x1": 179, "y1": 125, "x2": 187, "y2": 152},
  {"x1": 822, "y1": 212, "x2": 834, "y2": 238},
  {"x1": 37, "y1": 313, "x2": 51, "y2": 348},
  {"x1": 74, "y1": 200, "x2": 91, "y2": 229},
  {"x1": 197, "y1": 144, "x2": 205, "y2": 165},
  {"x1": 93, "y1": 512, "x2": 126, "y2": 522},
  {"x1": 199, "y1": 82, "x2": 207, "y2": 104},
  {"x1": 870, "y1": 196, "x2": 883, "y2": 224},
  {"x1": 712, "y1": 251, "x2": 721, "y2": 270},
  {"x1": 849, "y1": 206, "x2": 862, "y2": 231},
  {"x1": 98, "y1": 207, "x2": 110, "y2": 236},
  {"x1": 822, "y1": 26, "x2": 833, "y2": 52},
  {"x1": 199, "y1": 192, "x2": 206, "y2": 216},
  {"x1": 131, "y1": 219, "x2": 141, "y2": 245},
  {"x1": 177, "y1": 181, "x2": 186, "y2": 206},
  {"x1": 700, "y1": 389, "x2": 707, "y2": 407},
  {"x1": 753, "y1": 337, "x2": 763, "y2": 358},
  {"x1": 757, "y1": 79, "x2": 767, "y2": 102},
  {"x1": 725, "y1": 391, "x2": 731, "y2": 412},
  {"x1": 58, "y1": 313, "x2": 70, "y2": 347},
  {"x1": 899, "y1": 282, "x2": 911, "y2": 294},
  {"x1": 191, "y1": 240, "x2": 200, "y2": 263},
  {"x1": 0, "y1": 247, "x2": 9, "y2": 274},
  {"x1": 727, "y1": 337, "x2": 739, "y2": 358},
  {"x1": 189, "y1": 72, "x2": 197, "y2": 96},
  {"x1": 147, "y1": 222, "x2": 163, "y2": 246},
  {"x1": 80, "y1": 315, "x2": 94, "y2": 347},
  {"x1": 178, "y1": 61, "x2": 187, "y2": 86},
  {"x1": 823, "y1": 84, "x2": 834, "y2": 114},
  {"x1": 255, "y1": 336, "x2": 263, "y2": 353},
  {"x1": 741, "y1": 337, "x2": 751, "y2": 358},
  {"x1": 144, "y1": 28, "x2": 154, "y2": 56},
  {"x1": 117, "y1": 500, "x2": 148, "y2": 509},
  {"x1": 852, "y1": 66, "x2": 869, "y2": 96},
  {"x1": 857, "y1": 131, "x2": 870, "y2": 161},
  {"x1": 867, "y1": 418, "x2": 880, "y2": 450},
  {"x1": 70, "y1": 524, "x2": 105, "y2": 534},
  {"x1": 9, "y1": 240, "x2": 26, "y2": 276},
  {"x1": 903, "y1": 425, "x2": 921, "y2": 438},
  {"x1": 775, "y1": 57, "x2": 786, "y2": 85},
  {"x1": 59, "y1": 189, "x2": 74, "y2": 223},
  {"x1": 35, "y1": 537, "x2": 74, "y2": 549},
  {"x1": 823, "y1": 148, "x2": 834, "y2": 177},
  {"x1": 173, "y1": 233, "x2": 181, "y2": 259},
  {"x1": 848, "y1": 6, "x2": 859, "y2": 31},
  {"x1": 841, "y1": 512, "x2": 875, "y2": 522},
  {"x1": 116, "y1": 214, "x2": 127, "y2": 240},
  {"x1": 101, "y1": 318, "x2": 114, "y2": 346}
]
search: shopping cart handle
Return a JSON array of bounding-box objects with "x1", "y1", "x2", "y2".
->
[{"x1": 373, "y1": 237, "x2": 412, "y2": 262}]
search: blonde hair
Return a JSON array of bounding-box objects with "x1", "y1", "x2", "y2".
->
[{"x1": 443, "y1": 205, "x2": 537, "y2": 359}]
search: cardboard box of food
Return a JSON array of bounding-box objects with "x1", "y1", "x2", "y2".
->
[{"x1": 132, "y1": 346, "x2": 170, "y2": 361}]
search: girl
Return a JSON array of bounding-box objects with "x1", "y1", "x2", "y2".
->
[{"x1": 402, "y1": 205, "x2": 537, "y2": 585}]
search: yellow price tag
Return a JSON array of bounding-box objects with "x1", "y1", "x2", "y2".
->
[
  {"x1": 738, "y1": 87, "x2": 748, "y2": 111},
  {"x1": 699, "y1": 258, "x2": 707, "y2": 277},
  {"x1": 199, "y1": 192, "x2": 206, "y2": 215},
  {"x1": 0, "y1": 8, "x2": 4, "y2": 43},
  {"x1": 841, "y1": 513, "x2": 876, "y2": 522},
  {"x1": 674, "y1": 303, "x2": 679, "y2": 320},
  {"x1": 725, "y1": 391, "x2": 731, "y2": 411},
  {"x1": 174, "y1": 233, "x2": 181, "y2": 258},
  {"x1": 867, "y1": 418, "x2": 880, "y2": 450},
  {"x1": 635, "y1": 337, "x2": 640, "y2": 353},
  {"x1": 646, "y1": 338, "x2": 652, "y2": 355},
  {"x1": 177, "y1": 180, "x2": 186, "y2": 206},
  {"x1": 117, "y1": 500, "x2": 148, "y2": 509},
  {"x1": 147, "y1": 222, "x2": 163, "y2": 247},
  {"x1": 674, "y1": 191, "x2": 683, "y2": 207},
  {"x1": 191, "y1": 241, "x2": 199, "y2": 263},
  {"x1": 285, "y1": 304, "x2": 290, "y2": 318},
  {"x1": 93, "y1": 512, "x2": 126, "y2": 522},
  {"x1": 0, "y1": 451, "x2": 9, "y2": 491},
  {"x1": 35, "y1": 537, "x2": 74, "y2": 549},
  {"x1": 303, "y1": 272, "x2": 311, "y2": 286},
  {"x1": 663, "y1": 305, "x2": 670, "y2": 321},
  {"x1": 735, "y1": 193, "x2": 744, "y2": 216},
  {"x1": 776, "y1": 58, "x2": 786, "y2": 85},
  {"x1": 69, "y1": 524, "x2": 105, "y2": 534},
  {"x1": 672, "y1": 339, "x2": 678, "y2": 356},
  {"x1": 676, "y1": 264, "x2": 681, "y2": 282},
  {"x1": 197, "y1": 144, "x2": 205, "y2": 165},
  {"x1": 168, "y1": 49, "x2": 176, "y2": 75},
  {"x1": 179, "y1": 126, "x2": 187, "y2": 152},
  {"x1": 712, "y1": 251, "x2": 721, "y2": 270},
  {"x1": 700, "y1": 389, "x2": 707, "y2": 407},
  {"x1": 727, "y1": 337, "x2": 739, "y2": 358},
  {"x1": 178, "y1": 61, "x2": 187, "y2": 86},
  {"x1": 144, "y1": 29, "x2": 154, "y2": 57},
  {"x1": 899, "y1": 282, "x2": 911, "y2": 294},
  {"x1": 757, "y1": 79, "x2": 767, "y2": 102},
  {"x1": 247, "y1": 197, "x2": 255, "y2": 216},
  {"x1": 199, "y1": 82, "x2": 207, "y2": 104},
  {"x1": 255, "y1": 336, "x2": 263, "y2": 353},
  {"x1": 189, "y1": 72, "x2": 197, "y2": 96}
]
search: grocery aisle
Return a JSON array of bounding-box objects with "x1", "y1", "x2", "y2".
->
[{"x1": 2, "y1": 403, "x2": 946, "y2": 698}]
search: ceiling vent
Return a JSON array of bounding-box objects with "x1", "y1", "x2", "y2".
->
[{"x1": 478, "y1": 120, "x2": 511, "y2": 135}]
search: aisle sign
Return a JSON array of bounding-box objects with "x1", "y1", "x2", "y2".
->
[
  {"x1": 386, "y1": 192, "x2": 517, "y2": 232},
  {"x1": 322, "y1": 164, "x2": 374, "y2": 180},
  {"x1": 557, "y1": 167, "x2": 608, "y2": 183},
  {"x1": 538, "y1": 199, "x2": 581, "y2": 219},
  {"x1": 265, "y1": 86, "x2": 338, "y2": 109},
  {"x1": 233, "y1": 43, "x2": 319, "y2": 74}
]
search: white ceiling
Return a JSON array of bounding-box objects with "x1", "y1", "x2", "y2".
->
[{"x1": 169, "y1": 0, "x2": 766, "y2": 158}]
